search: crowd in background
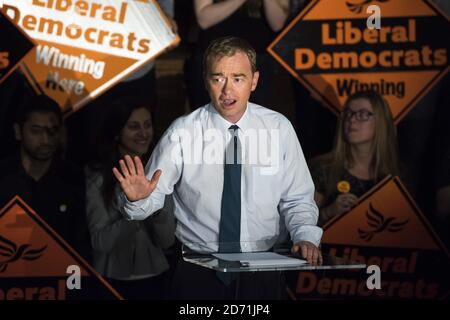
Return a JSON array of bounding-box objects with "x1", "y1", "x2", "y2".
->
[{"x1": 0, "y1": 0, "x2": 449, "y2": 299}]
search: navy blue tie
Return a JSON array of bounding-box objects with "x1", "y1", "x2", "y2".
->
[
  {"x1": 219, "y1": 125, "x2": 242, "y2": 253},
  {"x1": 217, "y1": 125, "x2": 241, "y2": 285}
]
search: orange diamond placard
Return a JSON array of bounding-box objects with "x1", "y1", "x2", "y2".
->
[
  {"x1": 1, "y1": 0, "x2": 179, "y2": 116},
  {"x1": 0, "y1": 197, "x2": 122, "y2": 300},
  {"x1": 268, "y1": 0, "x2": 450, "y2": 123},
  {"x1": 0, "y1": 11, "x2": 35, "y2": 84},
  {"x1": 290, "y1": 176, "x2": 450, "y2": 300},
  {"x1": 322, "y1": 176, "x2": 447, "y2": 252}
]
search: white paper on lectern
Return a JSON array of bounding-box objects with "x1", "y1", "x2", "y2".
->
[{"x1": 213, "y1": 252, "x2": 307, "y2": 267}]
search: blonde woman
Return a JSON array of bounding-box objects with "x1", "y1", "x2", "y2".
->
[{"x1": 310, "y1": 90, "x2": 401, "y2": 225}]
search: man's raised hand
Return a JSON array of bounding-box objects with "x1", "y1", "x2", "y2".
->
[{"x1": 112, "y1": 155, "x2": 161, "y2": 202}]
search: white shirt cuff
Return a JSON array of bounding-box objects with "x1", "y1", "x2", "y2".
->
[{"x1": 292, "y1": 225, "x2": 323, "y2": 247}]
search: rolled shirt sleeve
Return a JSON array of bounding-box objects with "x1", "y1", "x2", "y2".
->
[{"x1": 278, "y1": 120, "x2": 323, "y2": 247}]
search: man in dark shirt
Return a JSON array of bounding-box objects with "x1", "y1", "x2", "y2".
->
[{"x1": 0, "y1": 94, "x2": 91, "y2": 261}]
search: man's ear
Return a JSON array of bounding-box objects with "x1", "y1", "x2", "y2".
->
[
  {"x1": 251, "y1": 71, "x2": 260, "y2": 92},
  {"x1": 13, "y1": 123, "x2": 21, "y2": 141}
]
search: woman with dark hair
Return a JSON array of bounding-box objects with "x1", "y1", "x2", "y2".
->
[
  {"x1": 309, "y1": 91, "x2": 401, "y2": 226},
  {"x1": 85, "y1": 98, "x2": 175, "y2": 299}
]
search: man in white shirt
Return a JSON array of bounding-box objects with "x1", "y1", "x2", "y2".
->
[{"x1": 113, "y1": 36, "x2": 322, "y2": 299}]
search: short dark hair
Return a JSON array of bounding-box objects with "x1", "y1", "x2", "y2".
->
[
  {"x1": 203, "y1": 36, "x2": 257, "y2": 79},
  {"x1": 16, "y1": 94, "x2": 63, "y2": 127}
]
